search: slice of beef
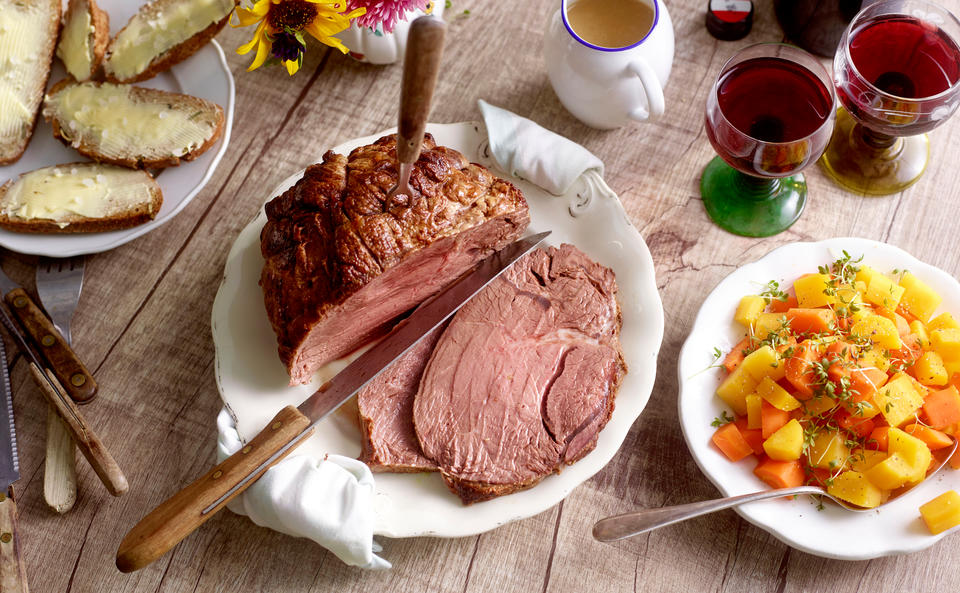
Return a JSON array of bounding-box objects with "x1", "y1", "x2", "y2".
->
[
  {"x1": 260, "y1": 134, "x2": 529, "y2": 384},
  {"x1": 357, "y1": 323, "x2": 445, "y2": 473},
  {"x1": 413, "y1": 244, "x2": 626, "y2": 504}
]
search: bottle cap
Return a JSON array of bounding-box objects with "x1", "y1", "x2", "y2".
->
[{"x1": 706, "y1": 0, "x2": 754, "y2": 41}]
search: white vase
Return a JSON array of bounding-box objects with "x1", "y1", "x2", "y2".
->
[{"x1": 335, "y1": 1, "x2": 446, "y2": 65}]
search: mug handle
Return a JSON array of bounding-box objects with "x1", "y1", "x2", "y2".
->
[{"x1": 626, "y1": 59, "x2": 665, "y2": 122}]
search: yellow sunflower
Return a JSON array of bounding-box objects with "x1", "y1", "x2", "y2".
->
[{"x1": 232, "y1": 0, "x2": 366, "y2": 75}]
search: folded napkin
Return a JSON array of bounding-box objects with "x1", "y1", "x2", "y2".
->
[
  {"x1": 213, "y1": 104, "x2": 611, "y2": 569},
  {"x1": 216, "y1": 410, "x2": 390, "y2": 569}
]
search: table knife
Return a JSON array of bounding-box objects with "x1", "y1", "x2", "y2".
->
[
  {"x1": 0, "y1": 338, "x2": 28, "y2": 592},
  {"x1": 116, "y1": 230, "x2": 551, "y2": 573},
  {"x1": 0, "y1": 305, "x2": 127, "y2": 497},
  {"x1": 0, "y1": 267, "x2": 97, "y2": 404}
]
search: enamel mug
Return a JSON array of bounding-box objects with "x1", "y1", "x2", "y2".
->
[{"x1": 544, "y1": 0, "x2": 674, "y2": 129}]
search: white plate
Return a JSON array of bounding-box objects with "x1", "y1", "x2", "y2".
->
[
  {"x1": 678, "y1": 237, "x2": 960, "y2": 560},
  {"x1": 212, "y1": 122, "x2": 665, "y2": 538},
  {"x1": 0, "y1": 0, "x2": 235, "y2": 256}
]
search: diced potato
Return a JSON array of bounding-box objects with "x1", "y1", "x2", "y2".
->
[
  {"x1": 848, "y1": 449, "x2": 887, "y2": 472},
  {"x1": 914, "y1": 351, "x2": 948, "y2": 387},
  {"x1": 865, "y1": 273, "x2": 906, "y2": 309},
  {"x1": 899, "y1": 272, "x2": 942, "y2": 323},
  {"x1": 716, "y1": 366, "x2": 756, "y2": 416},
  {"x1": 910, "y1": 320, "x2": 930, "y2": 349},
  {"x1": 735, "y1": 295, "x2": 766, "y2": 329},
  {"x1": 928, "y1": 313, "x2": 960, "y2": 332},
  {"x1": 754, "y1": 312, "x2": 787, "y2": 340},
  {"x1": 763, "y1": 419, "x2": 803, "y2": 461},
  {"x1": 794, "y1": 274, "x2": 837, "y2": 308},
  {"x1": 874, "y1": 374, "x2": 925, "y2": 427},
  {"x1": 851, "y1": 315, "x2": 902, "y2": 350},
  {"x1": 803, "y1": 396, "x2": 838, "y2": 418},
  {"x1": 740, "y1": 345, "x2": 785, "y2": 382},
  {"x1": 756, "y1": 376, "x2": 801, "y2": 411},
  {"x1": 827, "y1": 470, "x2": 883, "y2": 509},
  {"x1": 746, "y1": 393, "x2": 763, "y2": 430},
  {"x1": 807, "y1": 431, "x2": 850, "y2": 470},
  {"x1": 855, "y1": 265, "x2": 881, "y2": 288},
  {"x1": 888, "y1": 427, "x2": 933, "y2": 484},
  {"x1": 858, "y1": 344, "x2": 892, "y2": 373},
  {"x1": 919, "y1": 490, "x2": 960, "y2": 534},
  {"x1": 931, "y1": 328, "x2": 960, "y2": 359},
  {"x1": 864, "y1": 453, "x2": 914, "y2": 490}
]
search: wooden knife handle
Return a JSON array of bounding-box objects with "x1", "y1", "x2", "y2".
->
[
  {"x1": 116, "y1": 405, "x2": 311, "y2": 573},
  {"x1": 0, "y1": 488, "x2": 28, "y2": 593},
  {"x1": 5, "y1": 289, "x2": 97, "y2": 404},
  {"x1": 396, "y1": 15, "x2": 447, "y2": 165},
  {"x1": 28, "y1": 364, "x2": 127, "y2": 497}
]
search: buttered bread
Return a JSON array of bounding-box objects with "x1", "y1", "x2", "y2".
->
[{"x1": 57, "y1": 0, "x2": 110, "y2": 82}]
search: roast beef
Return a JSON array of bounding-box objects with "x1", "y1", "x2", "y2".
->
[
  {"x1": 260, "y1": 134, "x2": 529, "y2": 384},
  {"x1": 413, "y1": 244, "x2": 626, "y2": 504}
]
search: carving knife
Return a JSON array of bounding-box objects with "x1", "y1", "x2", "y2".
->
[
  {"x1": 0, "y1": 267, "x2": 97, "y2": 404},
  {"x1": 116, "y1": 230, "x2": 551, "y2": 573},
  {"x1": 0, "y1": 337, "x2": 28, "y2": 592}
]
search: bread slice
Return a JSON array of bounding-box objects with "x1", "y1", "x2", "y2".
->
[
  {"x1": 0, "y1": 0, "x2": 61, "y2": 165},
  {"x1": 0, "y1": 163, "x2": 162, "y2": 233},
  {"x1": 56, "y1": 0, "x2": 109, "y2": 81},
  {"x1": 103, "y1": 0, "x2": 237, "y2": 83},
  {"x1": 43, "y1": 79, "x2": 225, "y2": 169}
]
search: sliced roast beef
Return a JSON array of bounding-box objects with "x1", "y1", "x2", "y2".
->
[
  {"x1": 357, "y1": 324, "x2": 444, "y2": 473},
  {"x1": 260, "y1": 134, "x2": 529, "y2": 384},
  {"x1": 413, "y1": 244, "x2": 626, "y2": 504}
]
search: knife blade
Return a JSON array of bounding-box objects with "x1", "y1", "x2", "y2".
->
[
  {"x1": 0, "y1": 304, "x2": 128, "y2": 497},
  {"x1": 0, "y1": 266, "x2": 97, "y2": 404},
  {"x1": 116, "y1": 230, "x2": 551, "y2": 573},
  {"x1": 0, "y1": 337, "x2": 29, "y2": 592}
]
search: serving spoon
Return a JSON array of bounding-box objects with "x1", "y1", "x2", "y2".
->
[
  {"x1": 386, "y1": 15, "x2": 446, "y2": 202},
  {"x1": 593, "y1": 439, "x2": 958, "y2": 542}
]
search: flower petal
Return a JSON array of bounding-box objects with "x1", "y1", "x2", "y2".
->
[
  {"x1": 305, "y1": 21, "x2": 350, "y2": 53},
  {"x1": 284, "y1": 59, "x2": 300, "y2": 75},
  {"x1": 248, "y1": 35, "x2": 273, "y2": 71},
  {"x1": 236, "y1": 20, "x2": 268, "y2": 54}
]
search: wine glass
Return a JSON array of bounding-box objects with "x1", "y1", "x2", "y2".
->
[
  {"x1": 702, "y1": 43, "x2": 837, "y2": 237},
  {"x1": 820, "y1": 0, "x2": 960, "y2": 195}
]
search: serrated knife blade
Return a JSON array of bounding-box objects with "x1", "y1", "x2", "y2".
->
[{"x1": 0, "y1": 337, "x2": 18, "y2": 491}]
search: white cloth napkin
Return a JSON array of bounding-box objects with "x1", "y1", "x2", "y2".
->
[{"x1": 215, "y1": 409, "x2": 390, "y2": 569}]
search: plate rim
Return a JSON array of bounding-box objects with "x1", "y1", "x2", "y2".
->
[{"x1": 677, "y1": 237, "x2": 959, "y2": 560}]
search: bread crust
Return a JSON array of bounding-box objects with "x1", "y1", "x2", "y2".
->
[
  {"x1": 0, "y1": 0, "x2": 61, "y2": 166},
  {"x1": 88, "y1": 0, "x2": 110, "y2": 75},
  {"x1": 44, "y1": 79, "x2": 225, "y2": 170},
  {"x1": 0, "y1": 163, "x2": 162, "y2": 234},
  {"x1": 104, "y1": 0, "x2": 236, "y2": 84}
]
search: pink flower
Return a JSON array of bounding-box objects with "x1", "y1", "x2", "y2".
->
[{"x1": 347, "y1": 0, "x2": 429, "y2": 33}]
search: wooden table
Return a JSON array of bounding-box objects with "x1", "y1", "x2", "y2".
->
[{"x1": 5, "y1": 0, "x2": 960, "y2": 590}]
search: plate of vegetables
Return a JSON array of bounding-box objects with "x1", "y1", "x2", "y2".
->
[{"x1": 678, "y1": 238, "x2": 960, "y2": 559}]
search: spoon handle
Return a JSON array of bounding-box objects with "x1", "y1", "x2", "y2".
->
[
  {"x1": 397, "y1": 16, "x2": 446, "y2": 165},
  {"x1": 592, "y1": 485, "x2": 825, "y2": 542}
]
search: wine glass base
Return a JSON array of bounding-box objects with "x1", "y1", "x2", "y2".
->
[
  {"x1": 820, "y1": 107, "x2": 930, "y2": 195},
  {"x1": 700, "y1": 156, "x2": 807, "y2": 238}
]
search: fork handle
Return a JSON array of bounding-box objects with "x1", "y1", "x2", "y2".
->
[
  {"x1": 397, "y1": 16, "x2": 446, "y2": 165},
  {"x1": 4, "y1": 288, "x2": 97, "y2": 403}
]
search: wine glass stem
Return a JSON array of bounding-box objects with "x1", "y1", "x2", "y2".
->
[
  {"x1": 858, "y1": 125, "x2": 897, "y2": 149},
  {"x1": 735, "y1": 173, "x2": 782, "y2": 201}
]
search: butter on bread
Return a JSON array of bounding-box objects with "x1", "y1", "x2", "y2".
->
[
  {"x1": 0, "y1": 0, "x2": 60, "y2": 165},
  {"x1": 103, "y1": 0, "x2": 237, "y2": 83},
  {"x1": 0, "y1": 163, "x2": 162, "y2": 233},
  {"x1": 57, "y1": 0, "x2": 109, "y2": 81},
  {"x1": 43, "y1": 80, "x2": 225, "y2": 170}
]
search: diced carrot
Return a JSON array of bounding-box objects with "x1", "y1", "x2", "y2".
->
[
  {"x1": 848, "y1": 367, "x2": 888, "y2": 403},
  {"x1": 896, "y1": 303, "x2": 920, "y2": 325},
  {"x1": 876, "y1": 307, "x2": 911, "y2": 336},
  {"x1": 807, "y1": 467, "x2": 834, "y2": 488},
  {"x1": 950, "y1": 447, "x2": 960, "y2": 470},
  {"x1": 890, "y1": 334, "x2": 924, "y2": 366},
  {"x1": 903, "y1": 424, "x2": 955, "y2": 451},
  {"x1": 786, "y1": 308, "x2": 837, "y2": 335},
  {"x1": 836, "y1": 409, "x2": 876, "y2": 439},
  {"x1": 712, "y1": 422, "x2": 754, "y2": 462},
  {"x1": 922, "y1": 386, "x2": 960, "y2": 429},
  {"x1": 769, "y1": 295, "x2": 799, "y2": 314},
  {"x1": 735, "y1": 417, "x2": 765, "y2": 456},
  {"x1": 754, "y1": 458, "x2": 806, "y2": 489},
  {"x1": 723, "y1": 337, "x2": 753, "y2": 373},
  {"x1": 785, "y1": 341, "x2": 821, "y2": 399},
  {"x1": 950, "y1": 373, "x2": 960, "y2": 392},
  {"x1": 761, "y1": 400, "x2": 791, "y2": 439},
  {"x1": 867, "y1": 426, "x2": 889, "y2": 451}
]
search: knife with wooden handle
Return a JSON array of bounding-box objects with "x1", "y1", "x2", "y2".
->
[
  {"x1": 0, "y1": 335, "x2": 27, "y2": 592},
  {"x1": 116, "y1": 231, "x2": 550, "y2": 573},
  {"x1": 0, "y1": 271, "x2": 97, "y2": 404}
]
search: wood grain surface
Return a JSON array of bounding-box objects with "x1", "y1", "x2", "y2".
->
[{"x1": 2, "y1": 0, "x2": 960, "y2": 590}]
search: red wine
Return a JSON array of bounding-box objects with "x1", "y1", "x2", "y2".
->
[
  {"x1": 716, "y1": 57, "x2": 833, "y2": 143},
  {"x1": 849, "y1": 15, "x2": 960, "y2": 98}
]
